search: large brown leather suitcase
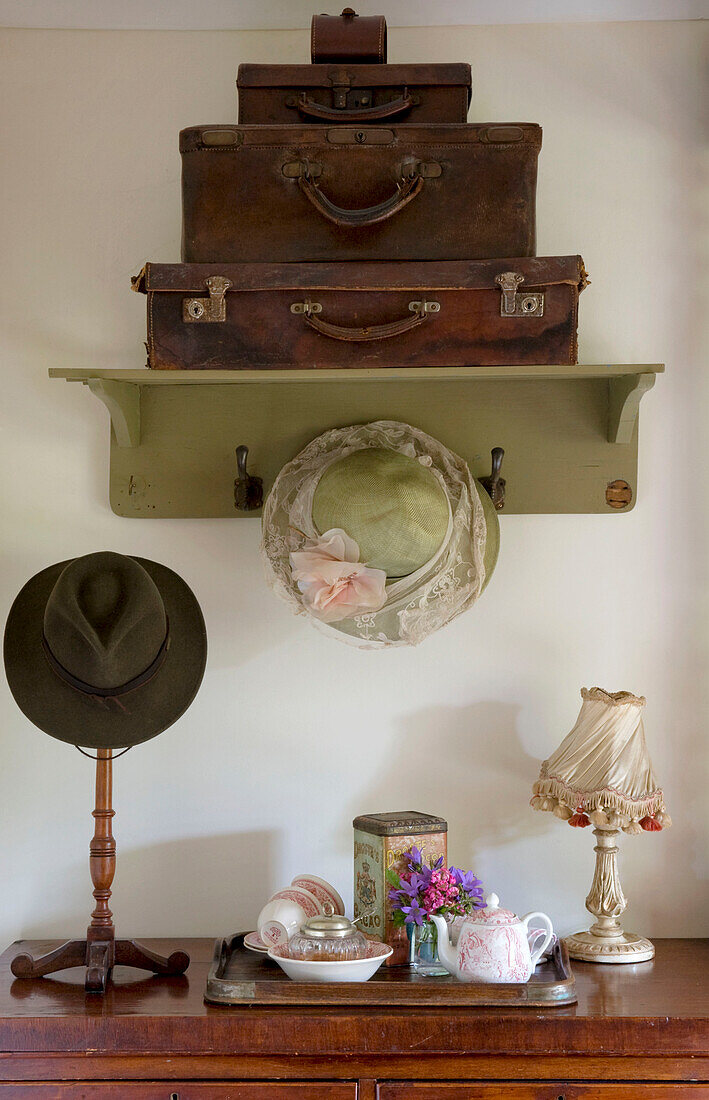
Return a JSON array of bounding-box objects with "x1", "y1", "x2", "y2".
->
[
  {"x1": 237, "y1": 63, "x2": 472, "y2": 125},
  {"x1": 180, "y1": 123, "x2": 541, "y2": 264},
  {"x1": 133, "y1": 257, "x2": 587, "y2": 370}
]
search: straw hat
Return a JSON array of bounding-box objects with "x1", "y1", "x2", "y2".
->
[
  {"x1": 261, "y1": 421, "x2": 499, "y2": 648},
  {"x1": 4, "y1": 551, "x2": 207, "y2": 749}
]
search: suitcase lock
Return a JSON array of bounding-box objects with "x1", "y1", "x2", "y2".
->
[
  {"x1": 325, "y1": 68, "x2": 373, "y2": 111},
  {"x1": 495, "y1": 271, "x2": 544, "y2": 318},
  {"x1": 183, "y1": 276, "x2": 232, "y2": 323}
]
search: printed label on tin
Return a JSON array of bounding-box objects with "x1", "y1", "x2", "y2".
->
[
  {"x1": 354, "y1": 827, "x2": 447, "y2": 963},
  {"x1": 353, "y1": 830, "x2": 384, "y2": 934}
]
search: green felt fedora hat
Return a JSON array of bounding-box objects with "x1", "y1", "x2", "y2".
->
[{"x1": 4, "y1": 551, "x2": 207, "y2": 750}]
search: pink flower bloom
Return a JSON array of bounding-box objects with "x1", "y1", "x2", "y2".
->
[{"x1": 290, "y1": 529, "x2": 387, "y2": 624}]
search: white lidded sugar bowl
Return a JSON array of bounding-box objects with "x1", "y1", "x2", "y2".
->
[{"x1": 430, "y1": 893, "x2": 554, "y2": 983}]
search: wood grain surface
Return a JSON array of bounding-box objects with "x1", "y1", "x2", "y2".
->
[{"x1": 0, "y1": 938, "x2": 706, "y2": 1090}]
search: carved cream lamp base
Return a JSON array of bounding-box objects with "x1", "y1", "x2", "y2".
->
[
  {"x1": 565, "y1": 826, "x2": 655, "y2": 964},
  {"x1": 564, "y1": 929, "x2": 655, "y2": 964}
]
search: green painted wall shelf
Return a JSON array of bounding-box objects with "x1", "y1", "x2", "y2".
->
[{"x1": 49, "y1": 364, "x2": 663, "y2": 518}]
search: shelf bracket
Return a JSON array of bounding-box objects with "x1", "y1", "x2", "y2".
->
[
  {"x1": 607, "y1": 373, "x2": 656, "y2": 445},
  {"x1": 86, "y1": 379, "x2": 141, "y2": 448}
]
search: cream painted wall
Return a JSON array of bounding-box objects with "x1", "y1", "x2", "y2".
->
[{"x1": 0, "y1": 21, "x2": 707, "y2": 948}]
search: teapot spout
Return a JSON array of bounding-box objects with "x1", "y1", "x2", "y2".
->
[{"x1": 430, "y1": 914, "x2": 457, "y2": 977}]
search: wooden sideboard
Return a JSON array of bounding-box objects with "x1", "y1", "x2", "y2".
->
[{"x1": 0, "y1": 938, "x2": 707, "y2": 1097}]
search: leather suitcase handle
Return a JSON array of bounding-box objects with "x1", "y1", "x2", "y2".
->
[
  {"x1": 293, "y1": 90, "x2": 414, "y2": 122},
  {"x1": 296, "y1": 165, "x2": 426, "y2": 227},
  {"x1": 311, "y1": 9, "x2": 387, "y2": 64},
  {"x1": 290, "y1": 299, "x2": 440, "y2": 342}
]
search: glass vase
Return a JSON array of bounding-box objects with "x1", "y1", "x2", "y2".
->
[{"x1": 408, "y1": 918, "x2": 449, "y2": 976}]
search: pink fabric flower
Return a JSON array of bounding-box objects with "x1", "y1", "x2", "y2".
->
[{"x1": 290, "y1": 529, "x2": 387, "y2": 624}]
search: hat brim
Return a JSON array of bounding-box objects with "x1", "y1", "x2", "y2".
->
[{"x1": 4, "y1": 556, "x2": 207, "y2": 750}]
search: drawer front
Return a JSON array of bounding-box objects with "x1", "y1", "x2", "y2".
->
[
  {"x1": 0, "y1": 1085, "x2": 357, "y2": 1099},
  {"x1": 379, "y1": 1087, "x2": 709, "y2": 1099}
]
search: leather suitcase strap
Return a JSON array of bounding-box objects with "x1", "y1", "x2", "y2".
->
[{"x1": 311, "y1": 9, "x2": 387, "y2": 64}]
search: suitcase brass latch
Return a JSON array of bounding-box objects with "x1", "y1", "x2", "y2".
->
[
  {"x1": 495, "y1": 271, "x2": 544, "y2": 317},
  {"x1": 408, "y1": 300, "x2": 441, "y2": 315},
  {"x1": 290, "y1": 300, "x2": 323, "y2": 316},
  {"x1": 183, "y1": 276, "x2": 232, "y2": 323},
  {"x1": 328, "y1": 67, "x2": 353, "y2": 110}
]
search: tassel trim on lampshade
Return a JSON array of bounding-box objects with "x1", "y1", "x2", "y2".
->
[{"x1": 531, "y1": 774, "x2": 670, "y2": 834}]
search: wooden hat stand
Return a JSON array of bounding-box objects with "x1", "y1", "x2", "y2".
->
[{"x1": 10, "y1": 748, "x2": 189, "y2": 993}]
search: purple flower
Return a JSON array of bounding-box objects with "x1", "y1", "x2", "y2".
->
[
  {"x1": 433, "y1": 855, "x2": 444, "y2": 870},
  {"x1": 407, "y1": 871, "x2": 427, "y2": 894},
  {"x1": 451, "y1": 868, "x2": 482, "y2": 895},
  {"x1": 417, "y1": 863, "x2": 432, "y2": 887},
  {"x1": 407, "y1": 846, "x2": 424, "y2": 867},
  {"x1": 400, "y1": 903, "x2": 426, "y2": 926}
]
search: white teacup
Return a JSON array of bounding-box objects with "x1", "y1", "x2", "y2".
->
[
  {"x1": 257, "y1": 898, "x2": 306, "y2": 947},
  {"x1": 271, "y1": 886, "x2": 322, "y2": 918}
]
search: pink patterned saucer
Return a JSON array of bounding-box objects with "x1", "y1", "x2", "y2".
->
[{"x1": 243, "y1": 931, "x2": 269, "y2": 954}]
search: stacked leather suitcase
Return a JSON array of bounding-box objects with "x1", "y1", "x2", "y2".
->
[{"x1": 134, "y1": 8, "x2": 587, "y2": 369}]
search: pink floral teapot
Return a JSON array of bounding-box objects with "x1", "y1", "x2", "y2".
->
[{"x1": 431, "y1": 893, "x2": 554, "y2": 983}]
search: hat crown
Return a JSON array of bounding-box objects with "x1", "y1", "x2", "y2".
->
[
  {"x1": 312, "y1": 448, "x2": 449, "y2": 578},
  {"x1": 43, "y1": 552, "x2": 167, "y2": 691}
]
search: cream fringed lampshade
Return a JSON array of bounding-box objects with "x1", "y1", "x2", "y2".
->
[
  {"x1": 532, "y1": 688, "x2": 671, "y2": 964},
  {"x1": 532, "y1": 687, "x2": 671, "y2": 833}
]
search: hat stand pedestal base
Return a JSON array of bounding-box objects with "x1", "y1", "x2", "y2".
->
[
  {"x1": 563, "y1": 827, "x2": 655, "y2": 965},
  {"x1": 10, "y1": 749, "x2": 189, "y2": 993}
]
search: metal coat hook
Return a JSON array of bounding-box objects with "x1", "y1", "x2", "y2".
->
[
  {"x1": 234, "y1": 445, "x2": 263, "y2": 512},
  {"x1": 480, "y1": 447, "x2": 506, "y2": 511}
]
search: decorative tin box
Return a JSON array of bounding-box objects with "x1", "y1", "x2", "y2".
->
[{"x1": 353, "y1": 810, "x2": 447, "y2": 966}]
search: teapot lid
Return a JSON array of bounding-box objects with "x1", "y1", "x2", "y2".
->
[{"x1": 467, "y1": 892, "x2": 519, "y2": 927}]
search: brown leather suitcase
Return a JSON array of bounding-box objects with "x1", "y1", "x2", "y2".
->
[
  {"x1": 237, "y1": 63, "x2": 472, "y2": 125},
  {"x1": 238, "y1": 6, "x2": 471, "y2": 126},
  {"x1": 132, "y1": 257, "x2": 587, "y2": 370},
  {"x1": 180, "y1": 123, "x2": 541, "y2": 263}
]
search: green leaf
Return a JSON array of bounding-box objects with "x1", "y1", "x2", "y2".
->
[
  {"x1": 391, "y1": 909, "x2": 406, "y2": 928},
  {"x1": 385, "y1": 868, "x2": 402, "y2": 889}
]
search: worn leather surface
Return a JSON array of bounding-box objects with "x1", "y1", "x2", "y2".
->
[
  {"x1": 180, "y1": 123, "x2": 541, "y2": 263},
  {"x1": 237, "y1": 64, "x2": 472, "y2": 125},
  {"x1": 311, "y1": 10, "x2": 387, "y2": 64},
  {"x1": 135, "y1": 257, "x2": 585, "y2": 369}
]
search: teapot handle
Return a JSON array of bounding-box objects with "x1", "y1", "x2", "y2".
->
[{"x1": 520, "y1": 911, "x2": 554, "y2": 968}]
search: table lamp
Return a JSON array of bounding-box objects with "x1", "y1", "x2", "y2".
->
[{"x1": 531, "y1": 687, "x2": 671, "y2": 963}]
